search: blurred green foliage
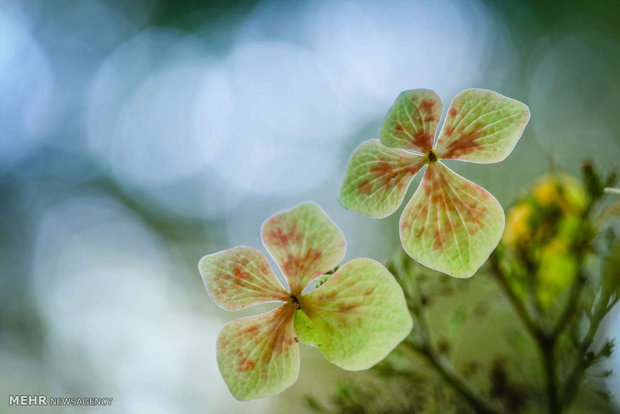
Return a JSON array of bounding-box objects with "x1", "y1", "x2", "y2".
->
[{"x1": 308, "y1": 163, "x2": 619, "y2": 414}]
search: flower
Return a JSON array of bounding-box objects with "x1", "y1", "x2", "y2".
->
[
  {"x1": 502, "y1": 173, "x2": 588, "y2": 306},
  {"x1": 340, "y1": 89, "x2": 530, "y2": 278},
  {"x1": 199, "y1": 202, "x2": 412, "y2": 400}
]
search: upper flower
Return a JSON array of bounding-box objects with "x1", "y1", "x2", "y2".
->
[
  {"x1": 199, "y1": 202, "x2": 412, "y2": 400},
  {"x1": 339, "y1": 89, "x2": 530, "y2": 277}
]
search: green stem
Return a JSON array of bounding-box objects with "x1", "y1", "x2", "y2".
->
[
  {"x1": 404, "y1": 339, "x2": 500, "y2": 414},
  {"x1": 560, "y1": 294, "x2": 613, "y2": 408},
  {"x1": 490, "y1": 255, "x2": 540, "y2": 339},
  {"x1": 490, "y1": 254, "x2": 561, "y2": 413},
  {"x1": 552, "y1": 272, "x2": 585, "y2": 337},
  {"x1": 540, "y1": 336, "x2": 560, "y2": 414}
]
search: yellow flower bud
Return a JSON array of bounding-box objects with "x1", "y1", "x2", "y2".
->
[{"x1": 503, "y1": 202, "x2": 532, "y2": 247}]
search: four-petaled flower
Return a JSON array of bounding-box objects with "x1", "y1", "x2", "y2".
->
[
  {"x1": 199, "y1": 202, "x2": 412, "y2": 400},
  {"x1": 340, "y1": 89, "x2": 530, "y2": 277}
]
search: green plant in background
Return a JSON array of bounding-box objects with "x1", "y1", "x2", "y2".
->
[
  {"x1": 501, "y1": 172, "x2": 589, "y2": 307},
  {"x1": 308, "y1": 163, "x2": 619, "y2": 414},
  {"x1": 197, "y1": 89, "x2": 619, "y2": 412},
  {"x1": 198, "y1": 202, "x2": 412, "y2": 400},
  {"x1": 339, "y1": 89, "x2": 530, "y2": 277}
]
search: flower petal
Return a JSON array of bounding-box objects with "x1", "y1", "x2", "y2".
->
[
  {"x1": 199, "y1": 247, "x2": 288, "y2": 311},
  {"x1": 400, "y1": 162, "x2": 505, "y2": 278},
  {"x1": 262, "y1": 202, "x2": 345, "y2": 294},
  {"x1": 380, "y1": 89, "x2": 443, "y2": 154},
  {"x1": 434, "y1": 89, "x2": 530, "y2": 163},
  {"x1": 217, "y1": 305, "x2": 299, "y2": 401},
  {"x1": 339, "y1": 139, "x2": 426, "y2": 218},
  {"x1": 293, "y1": 258, "x2": 412, "y2": 370}
]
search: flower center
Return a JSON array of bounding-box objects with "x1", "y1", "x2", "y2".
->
[
  {"x1": 290, "y1": 295, "x2": 301, "y2": 310},
  {"x1": 427, "y1": 150, "x2": 437, "y2": 163}
]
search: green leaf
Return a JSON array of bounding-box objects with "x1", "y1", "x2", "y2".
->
[
  {"x1": 217, "y1": 305, "x2": 299, "y2": 401},
  {"x1": 400, "y1": 162, "x2": 504, "y2": 278},
  {"x1": 199, "y1": 247, "x2": 288, "y2": 311},
  {"x1": 380, "y1": 89, "x2": 443, "y2": 154},
  {"x1": 262, "y1": 202, "x2": 345, "y2": 295},
  {"x1": 434, "y1": 89, "x2": 530, "y2": 163},
  {"x1": 339, "y1": 139, "x2": 425, "y2": 218},
  {"x1": 294, "y1": 258, "x2": 413, "y2": 370}
]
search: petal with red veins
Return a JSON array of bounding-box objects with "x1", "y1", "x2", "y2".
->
[
  {"x1": 399, "y1": 162, "x2": 505, "y2": 278},
  {"x1": 339, "y1": 139, "x2": 426, "y2": 218},
  {"x1": 435, "y1": 89, "x2": 530, "y2": 163},
  {"x1": 294, "y1": 258, "x2": 412, "y2": 370},
  {"x1": 380, "y1": 89, "x2": 443, "y2": 154},
  {"x1": 199, "y1": 247, "x2": 288, "y2": 311},
  {"x1": 261, "y1": 203, "x2": 345, "y2": 294},
  {"x1": 217, "y1": 305, "x2": 299, "y2": 401}
]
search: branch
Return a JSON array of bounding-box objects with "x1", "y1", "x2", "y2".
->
[
  {"x1": 403, "y1": 339, "x2": 500, "y2": 414},
  {"x1": 490, "y1": 254, "x2": 560, "y2": 413},
  {"x1": 552, "y1": 271, "x2": 585, "y2": 337},
  {"x1": 489, "y1": 255, "x2": 541, "y2": 340},
  {"x1": 560, "y1": 295, "x2": 615, "y2": 408}
]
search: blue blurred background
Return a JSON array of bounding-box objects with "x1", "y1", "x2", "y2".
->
[{"x1": 1, "y1": 0, "x2": 619, "y2": 412}]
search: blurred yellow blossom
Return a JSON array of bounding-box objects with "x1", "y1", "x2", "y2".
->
[
  {"x1": 532, "y1": 174, "x2": 587, "y2": 213},
  {"x1": 502, "y1": 173, "x2": 588, "y2": 307},
  {"x1": 533, "y1": 179, "x2": 559, "y2": 207},
  {"x1": 503, "y1": 203, "x2": 533, "y2": 247}
]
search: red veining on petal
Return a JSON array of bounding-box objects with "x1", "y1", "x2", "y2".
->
[
  {"x1": 258, "y1": 260, "x2": 272, "y2": 275},
  {"x1": 371, "y1": 160, "x2": 397, "y2": 189},
  {"x1": 436, "y1": 166, "x2": 489, "y2": 236},
  {"x1": 314, "y1": 289, "x2": 338, "y2": 302},
  {"x1": 259, "y1": 307, "x2": 296, "y2": 366},
  {"x1": 338, "y1": 303, "x2": 361, "y2": 313},
  {"x1": 394, "y1": 123, "x2": 404, "y2": 133},
  {"x1": 281, "y1": 249, "x2": 323, "y2": 284},
  {"x1": 233, "y1": 264, "x2": 249, "y2": 280},
  {"x1": 358, "y1": 158, "x2": 422, "y2": 195},
  {"x1": 239, "y1": 359, "x2": 255, "y2": 372},
  {"x1": 363, "y1": 287, "x2": 376, "y2": 296},
  {"x1": 264, "y1": 221, "x2": 301, "y2": 248},
  {"x1": 421, "y1": 99, "x2": 436, "y2": 113},
  {"x1": 441, "y1": 123, "x2": 484, "y2": 158},
  {"x1": 358, "y1": 181, "x2": 372, "y2": 194},
  {"x1": 207, "y1": 249, "x2": 289, "y2": 307},
  {"x1": 400, "y1": 220, "x2": 410, "y2": 231},
  {"x1": 433, "y1": 228, "x2": 445, "y2": 250},
  {"x1": 218, "y1": 337, "x2": 228, "y2": 350},
  {"x1": 422, "y1": 172, "x2": 434, "y2": 196},
  {"x1": 233, "y1": 306, "x2": 297, "y2": 373},
  {"x1": 243, "y1": 325, "x2": 259, "y2": 336},
  {"x1": 402, "y1": 165, "x2": 494, "y2": 253},
  {"x1": 449, "y1": 108, "x2": 458, "y2": 117},
  {"x1": 413, "y1": 130, "x2": 433, "y2": 151}
]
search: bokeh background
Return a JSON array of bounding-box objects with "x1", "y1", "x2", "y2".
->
[{"x1": 1, "y1": 0, "x2": 619, "y2": 412}]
